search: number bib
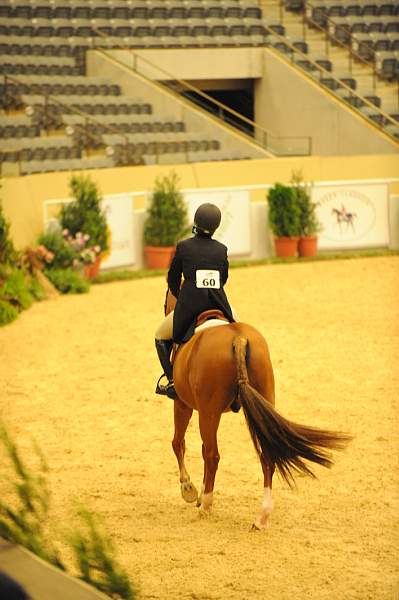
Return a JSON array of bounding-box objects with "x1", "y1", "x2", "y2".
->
[{"x1": 195, "y1": 269, "x2": 221, "y2": 289}]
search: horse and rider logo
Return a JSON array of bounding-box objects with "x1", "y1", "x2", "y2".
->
[
  {"x1": 331, "y1": 204, "x2": 357, "y2": 232},
  {"x1": 316, "y1": 187, "x2": 377, "y2": 244}
]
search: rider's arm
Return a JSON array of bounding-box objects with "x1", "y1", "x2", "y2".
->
[
  {"x1": 167, "y1": 244, "x2": 183, "y2": 298},
  {"x1": 221, "y1": 250, "x2": 229, "y2": 285}
]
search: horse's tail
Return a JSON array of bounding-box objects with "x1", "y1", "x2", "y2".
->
[{"x1": 232, "y1": 336, "x2": 352, "y2": 486}]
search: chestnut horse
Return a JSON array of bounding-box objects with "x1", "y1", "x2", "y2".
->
[{"x1": 165, "y1": 290, "x2": 350, "y2": 529}]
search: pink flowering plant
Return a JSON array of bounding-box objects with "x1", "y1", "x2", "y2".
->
[
  {"x1": 62, "y1": 230, "x2": 101, "y2": 267},
  {"x1": 38, "y1": 229, "x2": 99, "y2": 272},
  {"x1": 22, "y1": 245, "x2": 54, "y2": 273}
]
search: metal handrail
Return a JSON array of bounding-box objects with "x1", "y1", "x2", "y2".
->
[
  {"x1": 261, "y1": 0, "x2": 395, "y2": 76},
  {"x1": 274, "y1": 0, "x2": 399, "y2": 99},
  {"x1": 303, "y1": 1, "x2": 399, "y2": 107},
  {"x1": 257, "y1": 1, "x2": 399, "y2": 136},
  {"x1": 304, "y1": 1, "x2": 379, "y2": 82},
  {"x1": 261, "y1": 24, "x2": 399, "y2": 130},
  {"x1": 2, "y1": 74, "x2": 131, "y2": 141},
  {"x1": 1, "y1": 73, "x2": 184, "y2": 167},
  {"x1": 90, "y1": 26, "x2": 312, "y2": 156}
]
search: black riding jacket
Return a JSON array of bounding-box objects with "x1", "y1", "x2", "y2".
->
[{"x1": 168, "y1": 234, "x2": 234, "y2": 343}]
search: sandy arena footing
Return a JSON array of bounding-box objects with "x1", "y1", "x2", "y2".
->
[{"x1": 0, "y1": 256, "x2": 398, "y2": 600}]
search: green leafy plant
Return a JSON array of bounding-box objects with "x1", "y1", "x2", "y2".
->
[
  {"x1": 143, "y1": 172, "x2": 189, "y2": 246},
  {"x1": 0, "y1": 299, "x2": 19, "y2": 326},
  {"x1": 60, "y1": 176, "x2": 109, "y2": 254},
  {"x1": 38, "y1": 230, "x2": 76, "y2": 270},
  {"x1": 0, "y1": 269, "x2": 33, "y2": 311},
  {"x1": 0, "y1": 198, "x2": 17, "y2": 265},
  {"x1": 0, "y1": 423, "x2": 64, "y2": 569},
  {"x1": 27, "y1": 275, "x2": 47, "y2": 301},
  {"x1": 291, "y1": 171, "x2": 322, "y2": 237},
  {"x1": 44, "y1": 268, "x2": 90, "y2": 294},
  {"x1": 70, "y1": 509, "x2": 136, "y2": 600},
  {"x1": 267, "y1": 183, "x2": 301, "y2": 238},
  {"x1": 0, "y1": 424, "x2": 137, "y2": 599}
]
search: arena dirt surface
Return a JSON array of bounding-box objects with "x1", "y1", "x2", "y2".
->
[{"x1": 1, "y1": 256, "x2": 398, "y2": 600}]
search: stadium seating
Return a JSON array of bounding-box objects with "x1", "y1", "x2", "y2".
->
[
  {"x1": 303, "y1": 1, "x2": 399, "y2": 82},
  {"x1": 1, "y1": 0, "x2": 397, "y2": 175},
  {"x1": 1, "y1": 76, "x2": 121, "y2": 97},
  {"x1": 0, "y1": 0, "x2": 268, "y2": 49},
  {"x1": 268, "y1": 0, "x2": 399, "y2": 140},
  {"x1": 0, "y1": 114, "x2": 39, "y2": 138},
  {"x1": 0, "y1": 0, "x2": 266, "y2": 174}
]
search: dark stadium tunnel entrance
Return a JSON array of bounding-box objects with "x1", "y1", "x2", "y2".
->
[{"x1": 181, "y1": 80, "x2": 255, "y2": 136}]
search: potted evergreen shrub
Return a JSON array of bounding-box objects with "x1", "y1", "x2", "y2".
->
[
  {"x1": 291, "y1": 173, "x2": 322, "y2": 257},
  {"x1": 143, "y1": 172, "x2": 189, "y2": 269},
  {"x1": 267, "y1": 183, "x2": 301, "y2": 257},
  {"x1": 59, "y1": 175, "x2": 109, "y2": 278}
]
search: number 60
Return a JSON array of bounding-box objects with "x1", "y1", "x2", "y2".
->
[{"x1": 203, "y1": 278, "x2": 215, "y2": 287}]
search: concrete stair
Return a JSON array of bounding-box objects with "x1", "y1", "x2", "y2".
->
[{"x1": 259, "y1": 0, "x2": 399, "y2": 123}]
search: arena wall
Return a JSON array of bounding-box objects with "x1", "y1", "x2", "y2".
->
[
  {"x1": 2, "y1": 154, "x2": 398, "y2": 266},
  {"x1": 255, "y1": 50, "x2": 399, "y2": 156}
]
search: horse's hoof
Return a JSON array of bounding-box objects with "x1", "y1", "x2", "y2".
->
[
  {"x1": 181, "y1": 481, "x2": 198, "y2": 503},
  {"x1": 198, "y1": 506, "x2": 212, "y2": 519},
  {"x1": 251, "y1": 519, "x2": 269, "y2": 531}
]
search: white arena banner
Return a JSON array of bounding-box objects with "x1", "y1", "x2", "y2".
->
[
  {"x1": 101, "y1": 193, "x2": 135, "y2": 269},
  {"x1": 184, "y1": 189, "x2": 251, "y2": 256},
  {"x1": 313, "y1": 183, "x2": 389, "y2": 249}
]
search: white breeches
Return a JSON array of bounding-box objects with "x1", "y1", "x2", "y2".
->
[{"x1": 155, "y1": 311, "x2": 174, "y2": 340}]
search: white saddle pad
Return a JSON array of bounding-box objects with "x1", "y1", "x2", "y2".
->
[{"x1": 195, "y1": 318, "x2": 229, "y2": 334}]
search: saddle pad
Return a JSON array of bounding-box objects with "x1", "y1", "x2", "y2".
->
[
  {"x1": 171, "y1": 318, "x2": 229, "y2": 364},
  {"x1": 195, "y1": 318, "x2": 229, "y2": 334}
]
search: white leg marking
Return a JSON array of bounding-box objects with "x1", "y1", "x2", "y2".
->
[
  {"x1": 261, "y1": 486, "x2": 274, "y2": 515},
  {"x1": 199, "y1": 491, "x2": 213, "y2": 516},
  {"x1": 197, "y1": 483, "x2": 205, "y2": 507},
  {"x1": 252, "y1": 487, "x2": 273, "y2": 531}
]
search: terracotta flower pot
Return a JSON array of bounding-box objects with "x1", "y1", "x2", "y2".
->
[
  {"x1": 298, "y1": 236, "x2": 318, "y2": 258},
  {"x1": 83, "y1": 255, "x2": 101, "y2": 279},
  {"x1": 274, "y1": 237, "x2": 299, "y2": 258},
  {"x1": 144, "y1": 246, "x2": 176, "y2": 269}
]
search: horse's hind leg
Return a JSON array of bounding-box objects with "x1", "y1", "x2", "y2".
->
[
  {"x1": 198, "y1": 411, "x2": 221, "y2": 515},
  {"x1": 172, "y1": 399, "x2": 198, "y2": 503},
  {"x1": 252, "y1": 456, "x2": 275, "y2": 531}
]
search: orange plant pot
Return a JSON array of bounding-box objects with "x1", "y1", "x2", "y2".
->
[
  {"x1": 144, "y1": 246, "x2": 176, "y2": 269},
  {"x1": 83, "y1": 255, "x2": 101, "y2": 279},
  {"x1": 274, "y1": 237, "x2": 299, "y2": 258},
  {"x1": 298, "y1": 236, "x2": 318, "y2": 258}
]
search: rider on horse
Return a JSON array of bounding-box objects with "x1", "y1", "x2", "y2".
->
[{"x1": 155, "y1": 202, "x2": 235, "y2": 399}]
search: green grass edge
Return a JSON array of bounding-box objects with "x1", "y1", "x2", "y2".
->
[{"x1": 92, "y1": 248, "x2": 399, "y2": 285}]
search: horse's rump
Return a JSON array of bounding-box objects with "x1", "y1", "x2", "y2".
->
[{"x1": 173, "y1": 322, "x2": 275, "y2": 413}]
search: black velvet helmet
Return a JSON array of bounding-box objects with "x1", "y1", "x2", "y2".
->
[{"x1": 193, "y1": 203, "x2": 221, "y2": 236}]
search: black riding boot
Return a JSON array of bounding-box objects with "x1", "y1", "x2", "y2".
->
[{"x1": 155, "y1": 339, "x2": 177, "y2": 399}]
